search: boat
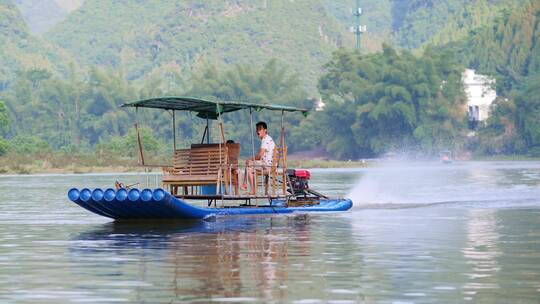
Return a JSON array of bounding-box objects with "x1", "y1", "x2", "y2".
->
[
  {"x1": 67, "y1": 97, "x2": 353, "y2": 220},
  {"x1": 67, "y1": 188, "x2": 352, "y2": 220},
  {"x1": 439, "y1": 150, "x2": 452, "y2": 164}
]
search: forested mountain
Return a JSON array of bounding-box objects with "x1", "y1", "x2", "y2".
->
[
  {"x1": 326, "y1": 0, "x2": 525, "y2": 49},
  {"x1": 391, "y1": 0, "x2": 512, "y2": 48},
  {"x1": 453, "y1": 0, "x2": 540, "y2": 155},
  {"x1": 0, "y1": 0, "x2": 70, "y2": 90},
  {"x1": 425, "y1": 0, "x2": 524, "y2": 47},
  {"x1": 323, "y1": 0, "x2": 392, "y2": 52},
  {"x1": 454, "y1": 0, "x2": 540, "y2": 94},
  {"x1": 0, "y1": 0, "x2": 538, "y2": 160},
  {"x1": 46, "y1": 0, "x2": 353, "y2": 91}
]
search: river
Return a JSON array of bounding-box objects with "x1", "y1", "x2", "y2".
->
[{"x1": 0, "y1": 161, "x2": 539, "y2": 303}]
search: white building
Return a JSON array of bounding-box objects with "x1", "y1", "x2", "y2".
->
[{"x1": 462, "y1": 69, "x2": 497, "y2": 128}]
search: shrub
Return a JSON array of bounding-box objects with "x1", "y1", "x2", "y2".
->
[
  {"x1": 96, "y1": 126, "x2": 161, "y2": 158},
  {"x1": 8, "y1": 135, "x2": 52, "y2": 155},
  {"x1": 0, "y1": 138, "x2": 8, "y2": 156}
]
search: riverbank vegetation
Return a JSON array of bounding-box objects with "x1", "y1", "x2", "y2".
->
[
  {"x1": 0, "y1": 152, "x2": 371, "y2": 175},
  {"x1": 1, "y1": 0, "x2": 539, "y2": 174}
]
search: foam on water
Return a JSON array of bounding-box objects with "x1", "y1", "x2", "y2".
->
[
  {"x1": 1, "y1": 166, "x2": 540, "y2": 303},
  {"x1": 347, "y1": 161, "x2": 540, "y2": 209}
]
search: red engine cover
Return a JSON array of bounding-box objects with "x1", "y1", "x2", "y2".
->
[{"x1": 294, "y1": 169, "x2": 311, "y2": 179}]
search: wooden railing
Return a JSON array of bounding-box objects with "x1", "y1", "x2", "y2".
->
[
  {"x1": 162, "y1": 143, "x2": 239, "y2": 195},
  {"x1": 162, "y1": 143, "x2": 289, "y2": 199}
]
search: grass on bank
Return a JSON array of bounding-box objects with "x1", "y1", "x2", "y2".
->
[
  {"x1": 1, "y1": 151, "x2": 538, "y2": 175},
  {"x1": 471, "y1": 154, "x2": 540, "y2": 161},
  {"x1": 0, "y1": 152, "x2": 143, "y2": 174},
  {"x1": 0, "y1": 151, "x2": 370, "y2": 175}
]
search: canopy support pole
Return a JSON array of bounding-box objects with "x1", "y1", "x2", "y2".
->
[
  {"x1": 217, "y1": 104, "x2": 225, "y2": 206},
  {"x1": 135, "y1": 107, "x2": 145, "y2": 166},
  {"x1": 131, "y1": 107, "x2": 168, "y2": 168},
  {"x1": 200, "y1": 125, "x2": 208, "y2": 144},
  {"x1": 134, "y1": 107, "x2": 147, "y2": 188},
  {"x1": 172, "y1": 110, "x2": 176, "y2": 150},
  {"x1": 206, "y1": 114, "x2": 210, "y2": 144},
  {"x1": 280, "y1": 110, "x2": 285, "y2": 148},
  {"x1": 249, "y1": 108, "x2": 258, "y2": 205},
  {"x1": 249, "y1": 108, "x2": 256, "y2": 160},
  {"x1": 280, "y1": 110, "x2": 286, "y2": 196}
]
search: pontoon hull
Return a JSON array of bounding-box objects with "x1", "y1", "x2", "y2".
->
[{"x1": 67, "y1": 188, "x2": 353, "y2": 220}]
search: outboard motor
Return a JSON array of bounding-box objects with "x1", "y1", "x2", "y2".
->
[{"x1": 286, "y1": 169, "x2": 311, "y2": 195}]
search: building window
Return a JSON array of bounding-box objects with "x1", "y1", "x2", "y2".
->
[{"x1": 468, "y1": 105, "x2": 479, "y2": 130}]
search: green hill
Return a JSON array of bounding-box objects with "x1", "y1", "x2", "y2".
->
[
  {"x1": 326, "y1": 0, "x2": 525, "y2": 49},
  {"x1": 1, "y1": 0, "x2": 538, "y2": 158},
  {"x1": 0, "y1": 0, "x2": 71, "y2": 90},
  {"x1": 424, "y1": 0, "x2": 523, "y2": 47},
  {"x1": 455, "y1": 0, "x2": 540, "y2": 93},
  {"x1": 323, "y1": 0, "x2": 392, "y2": 51},
  {"x1": 46, "y1": 0, "x2": 353, "y2": 91}
]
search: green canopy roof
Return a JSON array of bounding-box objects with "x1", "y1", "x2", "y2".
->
[{"x1": 121, "y1": 96, "x2": 309, "y2": 119}]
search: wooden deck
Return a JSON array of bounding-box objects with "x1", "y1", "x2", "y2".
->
[{"x1": 174, "y1": 194, "x2": 288, "y2": 200}]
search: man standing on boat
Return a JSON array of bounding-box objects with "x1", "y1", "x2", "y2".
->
[{"x1": 241, "y1": 121, "x2": 275, "y2": 194}]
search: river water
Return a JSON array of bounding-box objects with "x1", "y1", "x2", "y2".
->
[{"x1": 0, "y1": 161, "x2": 539, "y2": 303}]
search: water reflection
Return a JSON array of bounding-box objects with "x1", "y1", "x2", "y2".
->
[
  {"x1": 462, "y1": 209, "x2": 501, "y2": 300},
  {"x1": 70, "y1": 215, "x2": 328, "y2": 302},
  {"x1": 2, "y1": 164, "x2": 540, "y2": 303}
]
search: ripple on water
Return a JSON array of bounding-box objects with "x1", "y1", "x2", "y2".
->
[
  {"x1": 210, "y1": 297, "x2": 258, "y2": 302},
  {"x1": 0, "y1": 167, "x2": 540, "y2": 302}
]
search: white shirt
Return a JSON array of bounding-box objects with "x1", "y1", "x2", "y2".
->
[{"x1": 260, "y1": 134, "x2": 275, "y2": 166}]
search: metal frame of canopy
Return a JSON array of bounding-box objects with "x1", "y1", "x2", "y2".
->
[
  {"x1": 121, "y1": 96, "x2": 311, "y2": 206},
  {"x1": 121, "y1": 96, "x2": 308, "y2": 150},
  {"x1": 121, "y1": 96, "x2": 309, "y2": 116}
]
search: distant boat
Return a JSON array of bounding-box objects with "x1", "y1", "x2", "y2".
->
[{"x1": 439, "y1": 150, "x2": 452, "y2": 164}]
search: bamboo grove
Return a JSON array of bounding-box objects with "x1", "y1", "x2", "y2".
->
[{"x1": 0, "y1": 0, "x2": 539, "y2": 159}]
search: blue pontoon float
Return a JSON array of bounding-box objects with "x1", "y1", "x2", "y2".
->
[{"x1": 67, "y1": 97, "x2": 353, "y2": 220}]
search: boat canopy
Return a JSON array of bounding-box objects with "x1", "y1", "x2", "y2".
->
[{"x1": 121, "y1": 96, "x2": 309, "y2": 119}]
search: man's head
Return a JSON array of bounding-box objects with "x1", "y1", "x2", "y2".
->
[{"x1": 255, "y1": 121, "x2": 268, "y2": 139}]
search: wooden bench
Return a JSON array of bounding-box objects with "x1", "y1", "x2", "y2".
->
[
  {"x1": 162, "y1": 143, "x2": 240, "y2": 195},
  {"x1": 192, "y1": 143, "x2": 240, "y2": 194},
  {"x1": 191, "y1": 143, "x2": 240, "y2": 167}
]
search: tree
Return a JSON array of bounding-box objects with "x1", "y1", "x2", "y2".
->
[
  {"x1": 0, "y1": 101, "x2": 8, "y2": 155},
  {"x1": 475, "y1": 97, "x2": 519, "y2": 155},
  {"x1": 187, "y1": 59, "x2": 311, "y2": 154},
  {"x1": 456, "y1": 0, "x2": 540, "y2": 95},
  {"x1": 0, "y1": 101, "x2": 8, "y2": 135},
  {"x1": 317, "y1": 45, "x2": 467, "y2": 159},
  {"x1": 515, "y1": 74, "x2": 540, "y2": 155}
]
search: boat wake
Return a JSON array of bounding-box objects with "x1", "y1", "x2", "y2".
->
[
  {"x1": 353, "y1": 197, "x2": 540, "y2": 210},
  {"x1": 345, "y1": 160, "x2": 540, "y2": 210}
]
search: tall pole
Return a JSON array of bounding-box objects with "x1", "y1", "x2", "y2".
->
[
  {"x1": 352, "y1": 0, "x2": 366, "y2": 51},
  {"x1": 355, "y1": 0, "x2": 360, "y2": 50}
]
